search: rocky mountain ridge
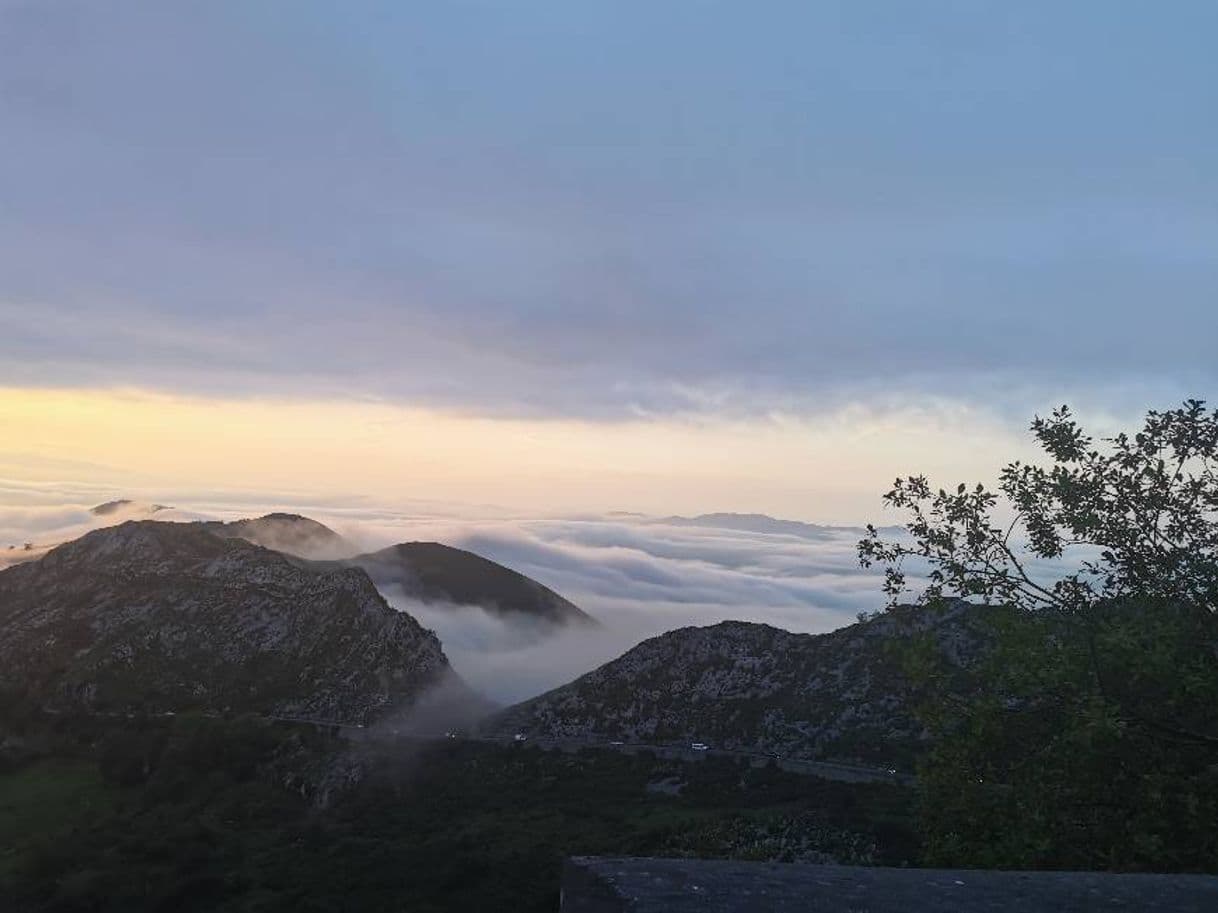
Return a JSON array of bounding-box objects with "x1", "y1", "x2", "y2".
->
[
  {"x1": 490, "y1": 599, "x2": 995, "y2": 765},
  {"x1": 202, "y1": 513, "x2": 596, "y2": 630},
  {"x1": 0, "y1": 521, "x2": 463, "y2": 724}
]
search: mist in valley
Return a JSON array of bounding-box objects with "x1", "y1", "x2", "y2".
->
[{"x1": 0, "y1": 480, "x2": 895, "y2": 705}]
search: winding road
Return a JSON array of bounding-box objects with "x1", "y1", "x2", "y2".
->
[{"x1": 267, "y1": 715, "x2": 914, "y2": 785}]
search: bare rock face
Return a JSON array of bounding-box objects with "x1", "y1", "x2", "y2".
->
[
  {"x1": 492, "y1": 601, "x2": 994, "y2": 765},
  {"x1": 0, "y1": 521, "x2": 458, "y2": 723}
]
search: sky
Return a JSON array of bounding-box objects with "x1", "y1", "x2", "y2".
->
[{"x1": 1, "y1": 1, "x2": 1215, "y2": 519}]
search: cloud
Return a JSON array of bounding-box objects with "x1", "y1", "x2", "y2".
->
[
  {"x1": 0, "y1": 2, "x2": 1213, "y2": 419},
  {"x1": 0, "y1": 481, "x2": 895, "y2": 697},
  {"x1": 0, "y1": 482, "x2": 1159, "y2": 703},
  {"x1": 318, "y1": 507, "x2": 899, "y2": 701},
  {"x1": 0, "y1": 499, "x2": 207, "y2": 568}
]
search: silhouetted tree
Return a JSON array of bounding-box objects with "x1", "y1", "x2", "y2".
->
[{"x1": 860, "y1": 401, "x2": 1218, "y2": 871}]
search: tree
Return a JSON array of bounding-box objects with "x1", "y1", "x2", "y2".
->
[{"x1": 859, "y1": 401, "x2": 1218, "y2": 871}]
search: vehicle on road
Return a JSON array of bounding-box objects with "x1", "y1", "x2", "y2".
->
[
  {"x1": 690, "y1": 742, "x2": 709, "y2": 751},
  {"x1": 513, "y1": 733, "x2": 528, "y2": 742}
]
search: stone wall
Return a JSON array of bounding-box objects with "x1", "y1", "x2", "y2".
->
[{"x1": 561, "y1": 857, "x2": 1218, "y2": 912}]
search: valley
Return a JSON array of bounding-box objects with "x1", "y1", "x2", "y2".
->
[{"x1": 0, "y1": 511, "x2": 929, "y2": 910}]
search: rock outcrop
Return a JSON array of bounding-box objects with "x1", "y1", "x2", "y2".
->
[
  {"x1": 491, "y1": 601, "x2": 994, "y2": 764},
  {"x1": 0, "y1": 521, "x2": 459, "y2": 723}
]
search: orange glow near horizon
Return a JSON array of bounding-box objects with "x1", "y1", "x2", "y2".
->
[{"x1": 0, "y1": 386, "x2": 1030, "y2": 521}]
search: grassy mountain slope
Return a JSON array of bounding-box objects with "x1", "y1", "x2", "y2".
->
[{"x1": 347, "y1": 541, "x2": 598, "y2": 628}]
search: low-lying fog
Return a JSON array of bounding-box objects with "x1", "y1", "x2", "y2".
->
[{"x1": 2, "y1": 482, "x2": 900, "y2": 704}]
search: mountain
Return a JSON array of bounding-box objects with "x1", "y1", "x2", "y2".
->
[
  {"x1": 657, "y1": 512, "x2": 840, "y2": 538},
  {"x1": 2, "y1": 500, "x2": 176, "y2": 570},
  {"x1": 90, "y1": 499, "x2": 173, "y2": 517},
  {"x1": 346, "y1": 542, "x2": 597, "y2": 629},
  {"x1": 490, "y1": 600, "x2": 994, "y2": 765},
  {"x1": 0, "y1": 542, "x2": 52, "y2": 571},
  {"x1": 158, "y1": 511, "x2": 592, "y2": 631},
  {"x1": 655, "y1": 512, "x2": 904, "y2": 540},
  {"x1": 0, "y1": 521, "x2": 463, "y2": 724},
  {"x1": 204, "y1": 512, "x2": 354, "y2": 560}
]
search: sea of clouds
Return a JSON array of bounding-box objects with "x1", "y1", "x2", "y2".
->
[{"x1": 0, "y1": 479, "x2": 909, "y2": 703}]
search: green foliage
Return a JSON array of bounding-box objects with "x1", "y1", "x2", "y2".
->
[
  {"x1": 860, "y1": 401, "x2": 1218, "y2": 871},
  {"x1": 913, "y1": 599, "x2": 1218, "y2": 871},
  {"x1": 0, "y1": 759, "x2": 119, "y2": 882},
  {"x1": 860, "y1": 400, "x2": 1218, "y2": 612},
  {"x1": 0, "y1": 723, "x2": 917, "y2": 912},
  {"x1": 97, "y1": 725, "x2": 168, "y2": 786}
]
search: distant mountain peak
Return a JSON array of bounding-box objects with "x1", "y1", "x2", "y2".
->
[
  {"x1": 197, "y1": 513, "x2": 594, "y2": 637},
  {"x1": 255, "y1": 511, "x2": 320, "y2": 522},
  {"x1": 348, "y1": 540, "x2": 597, "y2": 630},
  {"x1": 655, "y1": 512, "x2": 903, "y2": 539},
  {"x1": 656, "y1": 512, "x2": 837, "y2": 538},
  {"x1": 203, "y1": 513, "x2": 353, "y2": 560},
  {"x1": 90, "y1": 499, "x2": 173, "y2": 516}
]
